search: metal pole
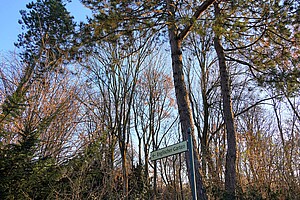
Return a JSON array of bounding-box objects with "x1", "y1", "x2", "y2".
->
[{"x1": 188, "y1": 128, "x2": 197, "y2": 200}]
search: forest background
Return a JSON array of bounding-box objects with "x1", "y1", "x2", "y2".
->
[{"x1": 0, "y1": 0, "x2": 299, "y2": 199}]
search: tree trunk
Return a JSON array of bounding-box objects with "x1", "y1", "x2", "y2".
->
[
  {"x1": 201, "y1": 89, "x2": 209, "y2": 177},
  {"x1": 167, "y1": 14, "x2": 208, "y2": 200},
  {"x1": 138, "y1": 137, "x2": 142, "y2": 166},
  {"x1": 108, "y1": 135, "x2": 116, "y2": 195},
  {"x1": 165, "y1": 0, "x2": 216, "y2": 199},
  {"x1": 120, "y1": 143, "x2": 129, "y2": 200},
  {"x1": 213, "y1": 4, "x2": 237, "y2": 197},
  {"x1": 152, "y1": 129, "x2": 157, "y2": 200},
  {"x1": 144, "y1": 144, "x2": 149, "y2": 179}
]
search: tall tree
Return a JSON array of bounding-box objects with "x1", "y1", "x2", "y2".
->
[
  {"x1": 207, "y1": 1, "x2": 299, "y2": 197},
  {"x1": 213, "y1": 3, "x2": 237, "y2": 199},
  {"x1": 16, "y1": 0, "x2": 76, "y2": 71},
  {"x1": 80, "y1": 1, "x2": 216, "y2": 198},
  {"x1": 82, "y1": 37, "x2": 152, "y2": 198},
  {"x1": 0, "y1": 1, "x2": 81, "y2": 198},
  {"x1": 165, "y1": 1, "x2": 216, "y2": 199}
]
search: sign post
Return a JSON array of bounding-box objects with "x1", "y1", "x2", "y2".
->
[
  {"x1": 188, "y1": 128, "x2": 197, "y2": 200},
  {"x1": 150, "y1": 130, "x2": 197, "y2": 200}
]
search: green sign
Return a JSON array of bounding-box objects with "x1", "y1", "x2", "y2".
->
[{"x1": 150, "y1": 141, "x2": 187, "y2": 161}]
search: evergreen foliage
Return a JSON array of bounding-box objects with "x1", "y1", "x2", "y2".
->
[{"x1": 16, "y1": 0, "x2": 77, "y2": 70}]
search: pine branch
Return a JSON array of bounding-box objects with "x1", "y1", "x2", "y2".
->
[{"x1": 178, "y1": 0, "x2": 216, "y2": 41}]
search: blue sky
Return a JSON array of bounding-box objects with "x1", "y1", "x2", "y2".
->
[{"x1": 0, "y1": 0, "x2": 91, "y2": 52}]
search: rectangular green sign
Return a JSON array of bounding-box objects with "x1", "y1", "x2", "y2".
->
[{"x1": 150, "y1": 141, "x2": 187, "y2": 161}]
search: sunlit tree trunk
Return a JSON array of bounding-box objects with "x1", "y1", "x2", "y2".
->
[
  {"x1": 166, "y1": 4, "x2": 207, "y2": 200},
  {"x1": 165, "y1": 0, "x2": 216, "y2": 199},
  {"x1": 168, "y1": 30, "x2": 207, "y2": 200},
  {"x1": 120, "y1": 143, "x2": 129, "y2": 199},
  {"x1": 213, "y1": 3, "x2": 237, "y2": 198},
  {"x1": 213, "y1": 36, "x2": 237, "y2": 199}
]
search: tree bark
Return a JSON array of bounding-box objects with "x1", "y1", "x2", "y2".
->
[
  {"x1": 168, "y1": 31, "x2": 207, "y2": 200},
  {"x1": 213, "y1": 3, "x2": 237, "y2": 198},
  {"x1": 166, "y1": 7, "x2": 207, "y2": 200},
  {"x1": 165, "y1": 0, "x2": 216, "y2": 199},
  {"x1": 119, "y1": 141, "x2": 129, "y2": 200}
]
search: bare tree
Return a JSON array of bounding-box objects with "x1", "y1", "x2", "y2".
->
[{"x1": 133, "y1": 50, "x2": 177, "y2": 199}]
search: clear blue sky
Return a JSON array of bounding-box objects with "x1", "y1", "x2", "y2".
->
[{"x1": 0, "y1": 0, "x2": 91, "y2": 52}]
